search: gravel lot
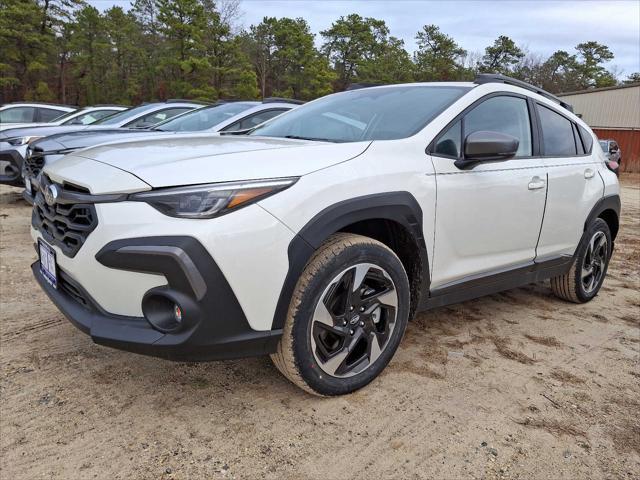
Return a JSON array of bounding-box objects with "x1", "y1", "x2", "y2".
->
[{"x1": 1, "y1": 176, "x2": 638, "y2": 480}]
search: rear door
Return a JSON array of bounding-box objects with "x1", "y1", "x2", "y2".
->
[
  {"x1": 535, "y1": 104, "x2": 603, "y2": 259},
  {"x1": 429, "y1": 94, "x2": 547, "y2": 289}
]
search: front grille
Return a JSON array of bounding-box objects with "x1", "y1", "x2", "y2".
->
[
  {"x1": 32, "y1": 177, "x2": 98, "y2": 258},
  {"x1": 24, "y1": 147, "x2": 45, "y2": 179}
]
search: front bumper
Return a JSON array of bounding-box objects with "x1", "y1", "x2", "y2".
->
[
  {"x1": 32, "y1": 235, "x2": 283, "y2": 361},
  {"x1": 0, "y1": 148, "x2": 25, "y2": 186}
]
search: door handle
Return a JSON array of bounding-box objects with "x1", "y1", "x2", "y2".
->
[
  {"x1": 584, "y1": 168, "x2": 595, "y2": 179},
  {"x1": 528, "y1": 176, "x2": 545, "y2": 190}
]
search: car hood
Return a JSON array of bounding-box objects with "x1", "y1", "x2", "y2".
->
[
  {"x1": 0, "y1": 124, "x2": 91, "y2": 140},
  {"x1": 32, "y1": 128, "x2": 163, "y2": 152},
  {"x1": 66, "y1": 134, "x2": 371, "y2": 187},
  {"x1": 0, "y1": 122, "x2": 50, "y2": 131},
  {"x1": 0, "y1": 124, "x2": 122, "y2": 140}
]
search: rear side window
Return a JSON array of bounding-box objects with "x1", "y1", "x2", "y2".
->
[
  {"x1": 38, "y1": 108, "x2": 65, "y2": 122},
  {"x1": 0, "y1": 106, "x2": 35, "y2": 123},
  {"x1": 538, "y1": 104, "x2": 576, "y2": 156},
  {"x1": 464, "y1": 96, "x2": 532, "y2": 157}
]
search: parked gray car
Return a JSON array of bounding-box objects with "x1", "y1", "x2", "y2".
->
[{"x1": 599, "y1": 139, "x2": 621, "y2": 175}]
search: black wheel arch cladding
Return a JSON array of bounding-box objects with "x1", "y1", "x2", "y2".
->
[
  {"x1": 272, "y1": 191, "x2": 430, "y2": 331},
  {"x1": 585, "y1": 194, "x2": 620, "y2": 242}
]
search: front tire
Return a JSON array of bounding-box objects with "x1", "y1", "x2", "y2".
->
[
  {"x1": 271, "y1": 233, "x2": 410, "y2": 396},
  {"x1": 551, "y1": 218, "x2": 611, "y2": 303}
]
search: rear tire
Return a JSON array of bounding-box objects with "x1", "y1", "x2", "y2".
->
[
  {"x1": 551, "y1": 218, "x2": 611, "y2": 303},
  {"x1": 271, "y1": 233, "x2": 410, "y2": 396}
]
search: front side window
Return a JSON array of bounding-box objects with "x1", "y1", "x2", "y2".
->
[
  {"x1": 538, "y1": 104, "x2": 576, "y2": 156},
  {"x1": 0, "y1": 107, "x2": 35, "y2": 123},
  {"x1": 250, "y1": 86, "x2": 470, "y2": 142},
  {"x1": 464, "y1": 96, "x2": 532, "y2": 157}
]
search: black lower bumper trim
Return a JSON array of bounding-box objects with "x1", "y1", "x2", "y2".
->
[{"x1": 32, "y1": 251, "x2": 282, "y2": 361}]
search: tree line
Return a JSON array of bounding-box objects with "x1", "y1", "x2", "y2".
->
[{"x1": 1, "y1": 0, "x2": 638, "y2": 106}]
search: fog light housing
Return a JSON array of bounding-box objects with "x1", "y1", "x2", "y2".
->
[{"x1": 142, "y1": 291, "x2": 190, "y2": 333}]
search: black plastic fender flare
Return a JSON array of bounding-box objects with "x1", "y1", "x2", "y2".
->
[{"x1": 271, "y1": 192, "x2": 430, "y2": 330}]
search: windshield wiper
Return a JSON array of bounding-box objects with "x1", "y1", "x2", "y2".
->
[{"x1": 283, "y1": 135, "x2": 333, "y2": 142}]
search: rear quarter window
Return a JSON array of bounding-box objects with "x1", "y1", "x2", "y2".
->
[{"x1": 578, "y1": 125, "x2": 594, "y2": 154}]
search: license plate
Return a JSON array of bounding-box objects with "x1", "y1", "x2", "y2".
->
[
  {"x1": 25, "y1": 178, "x2": 32, "y2": 195},
  {"x1": 38, "y1": 239, "x2": 57, "y2": 289}
]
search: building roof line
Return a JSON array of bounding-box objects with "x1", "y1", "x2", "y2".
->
[{"x1": 558, "y1": 83, "x2": 640, "y2": 97}]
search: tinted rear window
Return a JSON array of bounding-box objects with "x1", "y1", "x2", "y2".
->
[{"x1": 538, "y1": 104, "x2": 576, "y2": 156}]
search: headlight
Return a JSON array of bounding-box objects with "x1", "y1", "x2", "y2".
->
[
  {"x1": 7, "y1": 136, "x2": 43, "y2": 146},
  {"x1": 130, "y1": 177, "x2": 298, "y2": 219}
]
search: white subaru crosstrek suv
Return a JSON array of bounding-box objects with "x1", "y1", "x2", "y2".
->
[{"x1": 30, "y1": 74, "x2": 620, "y2": 396}]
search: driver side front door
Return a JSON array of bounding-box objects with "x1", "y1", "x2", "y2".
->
[{"x1": 428, "y1": 94, "x2": 547, "y2": 291}]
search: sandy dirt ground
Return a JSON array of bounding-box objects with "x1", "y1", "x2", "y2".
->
[{"x1": 0, "y1": 176, "x2": 638, "y2": 480}]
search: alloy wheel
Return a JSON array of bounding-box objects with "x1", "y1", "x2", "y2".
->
[
  {"x1": 310, "y1": 263, "x2": 398, "y2": 378},
  {"x1": 581, "y1": 231, "x2": 608, "y2": 294}
]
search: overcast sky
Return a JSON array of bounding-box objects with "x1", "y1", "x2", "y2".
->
[{"x1": 89, "y1": 0, "x2": 640, "y2": 77}]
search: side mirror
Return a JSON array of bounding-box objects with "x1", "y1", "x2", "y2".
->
[
  {"x1": 455, "y1": 131, "x2": 519, "y2": 169},
  {"x1": 609, "y1": 146, "x2": 618, "y2": 153}
]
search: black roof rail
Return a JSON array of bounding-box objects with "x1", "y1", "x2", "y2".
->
[
  {"x1": 262, "y1": 97, "x2": 305, "y2": 105},
  {"x1": 474, "y1": 73, "x2": 574, "y2": 112}
]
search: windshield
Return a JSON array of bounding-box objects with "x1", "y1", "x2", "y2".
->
[
  {"x1": 599, "y1": 140, "x2": 608, "y2": 152},
  {"x1": 155, "y1": 102, "x2": 257, "y2": 132},
  {"x1": 94, "y1": 104, "x2": 159, "y2": 125},
  {"x1": 250, "y1": 85, "x2": 470, "y2": 142}
]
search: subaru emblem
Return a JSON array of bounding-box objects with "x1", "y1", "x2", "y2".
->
[{"x1": 44, "y1": 184, "x2": 59, "y2": 206}]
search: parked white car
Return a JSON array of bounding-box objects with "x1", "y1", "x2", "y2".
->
[
  {"x1": 21, "y1": 99, "x2": 301, "y2": 200},
  {"x1": 0, "y1": 105, "x2": 126, "y2": 132},
  {"x1": 0, "y1": 101, "x2": 201, "y2": 187},
  {"x1": 30, "y1": 75, "x2": 620, "y2": 396},
  {"x1": 0, "y1": 102, "x2": 76, "y2": 125}
]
